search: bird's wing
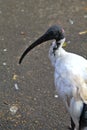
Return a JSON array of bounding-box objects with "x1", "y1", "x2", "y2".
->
[
  {"x1": 66, "y1": 53, "x2": 87, "y2": 104},
  {"x1": 69, "y1": 66, "x2": 87, "y2": 104},
  {"x1": 54, "y1": 50, "x2": 87, "y2": 103}
]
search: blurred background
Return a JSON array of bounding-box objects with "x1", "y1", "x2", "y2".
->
[{"x1": 0, "y1": 0, "x2": 87, "y2": 129}]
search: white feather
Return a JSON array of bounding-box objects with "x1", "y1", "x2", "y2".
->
[{"x1": 49, "y1": 40, "x2": 87, "y2": 129}]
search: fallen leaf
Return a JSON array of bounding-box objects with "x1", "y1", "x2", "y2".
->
[
  {"x1": 13, "y1": 74, "x2": 18, "y2": 80},
  {"x1": 79, "y1": 30, "x2": 87, "y2": 35},
  {"x1": 3, "y1": 101, "x2": 9, "y2": 105}
]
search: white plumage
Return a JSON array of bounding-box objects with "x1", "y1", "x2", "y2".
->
[{"x1": 49, "y1": 40, "x2": 87, "y2": 130}]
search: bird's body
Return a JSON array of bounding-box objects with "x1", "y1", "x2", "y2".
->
[
  {"x1": 50, "y1": 44, "x2": 87, "y2": 99},
  {"x1": 19, "y1": 25, "x2": 87, "y2": 130},
  {"x1": 49, "y1": 41, "x2": 87, "y2": 130}
]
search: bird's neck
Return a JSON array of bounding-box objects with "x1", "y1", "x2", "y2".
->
[
  {"x1": 49, "y1": 46, "x2": 66, "y2": 67},
  {"x1": 55, "y1": 46, "x2": 66, "y2": 57},
  {"x1": 56, "y1": 39, "x2": 66, "y2": 57}
]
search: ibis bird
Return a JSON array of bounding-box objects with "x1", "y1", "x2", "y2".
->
[{"x1": 19, "y1": 25, "x2": 87, "y2": 130}]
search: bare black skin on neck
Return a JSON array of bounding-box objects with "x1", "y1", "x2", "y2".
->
[{"x1": 53, "y1": 42, "x2": 61, "y2": 55}]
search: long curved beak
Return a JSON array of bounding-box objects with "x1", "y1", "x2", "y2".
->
[{"x1": 19, "y1": 32, "x2": 54, "y2": 64}]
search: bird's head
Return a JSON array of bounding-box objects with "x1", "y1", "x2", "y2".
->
[{"x1": 19, "y1": 25, "x2": 65, "y2": 64}]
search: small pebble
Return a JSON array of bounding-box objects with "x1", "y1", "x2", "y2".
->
[
  {"x1": 21, "y1": 9, "x2": 24, "y2": 12},
  {"x1": 3, "y1": 48, "x2": 7, "y2": 52},
  {"x1": 14, "y1": 83, "x2": 19, "y2": 90},
  {"x1": 84, "y1": 15, "x2": 87, "y2": 18},
  {"x1": 69, "y1": 19, "x2": 74, "y2": 25},
  {"x1": 67, "y1": 41, "x2": 71, "y2": 44},
  {"x1": 10, "y1": 105, "x2": 18, "y2": 115},
  {"x1": 1, "y1": 38, "x2": 4, "y2": 41},
  {"x1": 20, "y1": 31, "x2": 25, "y2": 35},
  {"x1": 3, "y1": 62, "x2": 7, "y2": 66},
  {"x1": 34, "y1": 98, "x2": 37, "y2": 101},
  {"x1": 54, "y1": 94, "x2": 58, "y2": 98}
]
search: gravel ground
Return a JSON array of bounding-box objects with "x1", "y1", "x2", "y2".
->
[{"x1": 0, "y1": 0, "x2": 87, "y2": 130}]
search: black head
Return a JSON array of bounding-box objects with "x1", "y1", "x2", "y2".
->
[
  {"x1": 19, "y1": 25, "x2": 65, "y2": 64},
  {"x1": 45, "y1": 25, "x2": 65, "y2": 41}
]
